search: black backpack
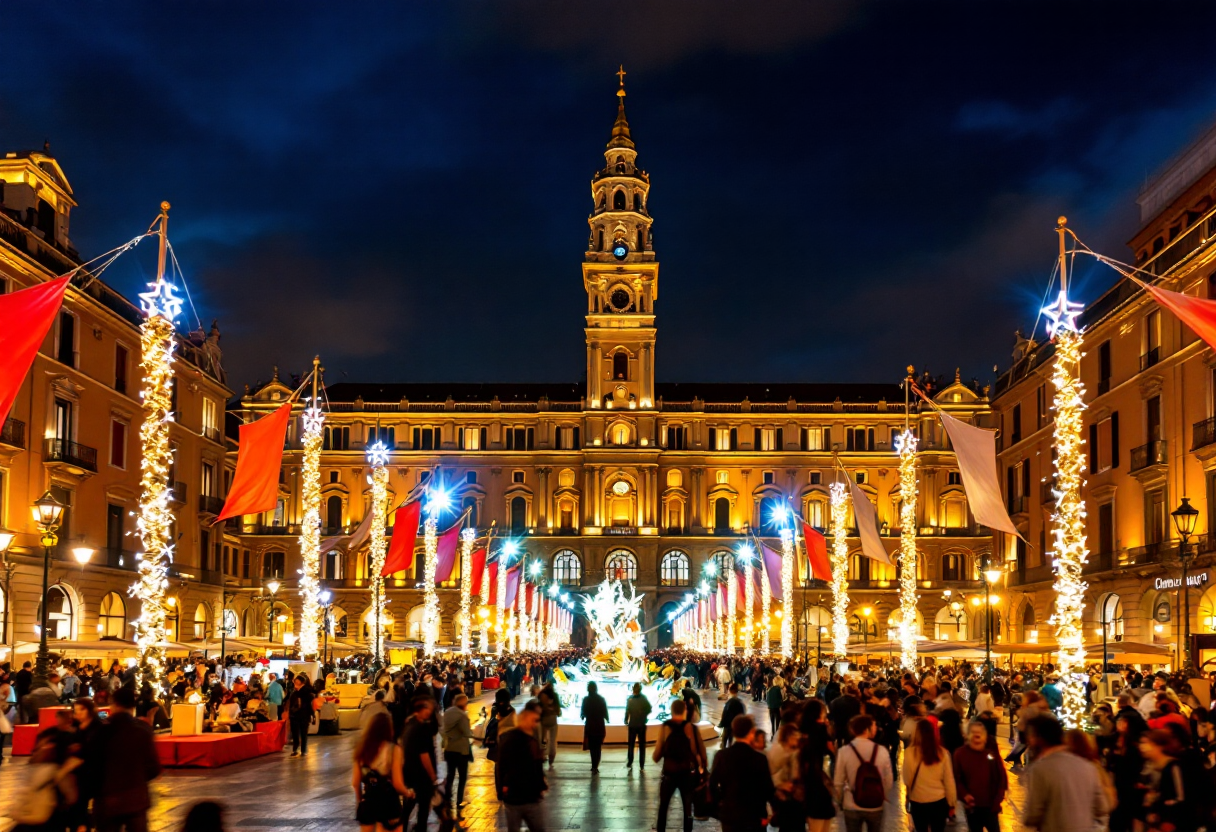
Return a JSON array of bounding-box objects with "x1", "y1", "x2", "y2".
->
[{"x1": 661, "y1": 719, "x2": 697, "y2": 773}]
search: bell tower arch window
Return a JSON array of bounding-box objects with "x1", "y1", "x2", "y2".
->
[
  {"x1": 613, "y1": 352, "x2": 629, "y2": 381},
  {"x1": 597, "y1": 229, "x2": 604, "y2": 251},
  {"x1": 614, "y1": 189, "x2": 626, "y2": 210}
]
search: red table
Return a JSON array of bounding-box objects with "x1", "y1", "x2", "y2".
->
[
  {"x1": 483, "y1": 677, "x2": 500, "y2": 689},
  {"x1": 154, "y1": 733, "x2": 264, "y2": 767},
  {"x1": 254, "y1": 719, "x2": 287, "y2": 752},
  {"x1": 11, "y1": 724, "x2": 38, "y2": 756}
]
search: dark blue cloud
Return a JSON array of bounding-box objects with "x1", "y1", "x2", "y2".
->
[{"x1": 3, "y1": 1, "x2": 1216, "y2": 392}]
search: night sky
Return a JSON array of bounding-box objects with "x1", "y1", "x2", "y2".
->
[{"x1": 6, "y1": 3, "x2": 1216, "y2": 393}]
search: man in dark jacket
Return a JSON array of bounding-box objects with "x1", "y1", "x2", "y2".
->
[
  {"x1": 498, "y1": 701, "x2": 548, "y2": 831},
  {"x1": 284, "y1": 674, "x2": 315, "y2": 756},
  {"x1": 718, "y1": 684, "x2": 745, "y2": 748},
  {"x1": 624, "y1": 683, "x2": 652, "y2": 769},
  {"x1": 708, "y1": 715, "x2": 774, "y2": 832},
  {"x1": 92, "y1": 686, "x2": 161, "y2": 832},
  {"x1": 829, "y1": 685, "x2": 862, "y2": 744},
  {"x1": 953, "y1": 721, "x2": 1008, "y2": 832}
]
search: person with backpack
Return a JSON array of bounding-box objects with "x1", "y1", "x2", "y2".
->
[
  {"x1": 653, "y1": 699, "x2": 708, "y2": 832},
  {"x1": 832, "y1": 714, "x2": 894, "y2": 832},
  {"x1": 903, "y1": 717, "x2": 956, "y2": 832}
]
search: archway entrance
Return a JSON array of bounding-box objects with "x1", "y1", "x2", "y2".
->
[{"x1": 657, "y1": 601, "x2": 678, "y2": 648}]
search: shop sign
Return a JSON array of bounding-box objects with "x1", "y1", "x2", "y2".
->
[{"x1": 1155, "y1": 571, "x2": 1210, "y2": 591}]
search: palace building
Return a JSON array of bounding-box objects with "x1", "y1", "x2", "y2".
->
[
  {"x1": 0, "y1": 146, "x2": 236, "y2": 656},
  {"x1": 228, "y1": 80, "x2": 995, "y2": 654},
  {"x1": 994, "y1": 117, "x2": 1216, "y2": 668}
]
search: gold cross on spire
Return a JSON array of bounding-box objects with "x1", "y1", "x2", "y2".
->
[{"x1": 616, "y1": 64, "x2": 627, "y2": 88}]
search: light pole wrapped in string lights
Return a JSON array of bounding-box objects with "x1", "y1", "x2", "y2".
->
[
  {"x1": 134, "y1": 202, "x2": 181, "y2": 686},
  {"x1": 738, "y1": 543, "x2": 756, "y2": 657},
  {"x1": 366, "y1": 442, "x2": 390, "y2": 668},
  {"x1": 895, "y1": 367, "x2": 920, "y2": 670},
  {"x1": 496, "y1": 540, "x2": 517, "y2": 656},
  {"x1": 296, "y1": 357, "x2": 324, "y2": 660},
  {"x1": 829, "y1": 481, "x2": 851, "y2": 658},
  {"x1": 1044, "y1": 217, "x2": 1090, "y2": 728},
  {"x1": 458, "y1": 526, "x2": 475, "y2": 654},
  {"x1": 422, "y1": 487, "x2": 450, "y2": 657},
  {"x1": 776, "y1": 504, "x2": 795, "y2": 658}
]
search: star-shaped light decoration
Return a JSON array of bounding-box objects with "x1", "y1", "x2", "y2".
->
[
  {"x1": 365, "y1": 440, "x2": 390, "y2": 467},
  {"x1": 138, "y1": 279, "x2": 184, "y2": 322},
  {"x1": 893, "y1": 429, "x2": 918, "y2": 456},
  {"x1": 301, "y1": 402, "x2": 325, "y2": 433},
  {"x1": 1042, "y1": 289, "x2": 1084, "y2": 337}
]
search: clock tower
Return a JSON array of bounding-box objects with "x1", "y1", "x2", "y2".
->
[{"x1": 584, "y1": 67, "x2": 658, "y2": 410}]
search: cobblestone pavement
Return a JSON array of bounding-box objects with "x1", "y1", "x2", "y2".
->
[{"x1": 0, "y1": 690, "x2": 1033, "y2": 832}]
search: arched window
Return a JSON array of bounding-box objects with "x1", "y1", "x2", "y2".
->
[
  {"x1": 1097, "y1": 593, "x2": 1123, "y2": 640},
  {"x1": 714, "y1": 498, "x2": 731, "y2": 533},
  {"x1": 510, "y1": 496, "x2": 527, "y2": 532},
  {"x1": 758, "y1": 495, "x2": 782, "y2": 535},
  {"x1": 1019, "y1": 603, "x2": 1037, "y2": 642},
  {"x1": 39, "y1": 585, "x2": 74, "y2": 641},
  {"x1": 712, "y1": 551, "x2": 735, "y2": 577},
  {"x1": 941, "y1": 553, "x2": 961, "y2": 582},
  {"x1": 613, "y1": 352, "x2": 629, "y2": 381},
  {"x1": 193, "y1": 603, "x2": 209, "y2": 640},
  {"x1": 800, "y1": 605, "x2": 832, "y2": 650},
  {"x1": 605, "y1": 550, "x2": 637, "y2": 582},
  {"x1": 364, "y1": 606, "x2": 396, "y2": 642},
  {"x1": 637, "y1": 228, "x2": 646, "y2": 251},
  {"x1": 849, "y1": 611, "x2": 878, "y2": 642},
  {"x1": 271, "y1": 602, "x2": 293, "y2": 643},
  {"x1": 325, "y1": 496, "x2": 342, "y2": 531},
  {"x1": 552, "y1": 550, "x2": 582, "y2": 586},
  {"x1": 404, "y1": 606, "x2": 425, "y2": 641},
  {"x1": 597, "y1": 229, "x2": 604, "y2": 251},
  {"x1": 661, "y1": 551, "x2": 690, "y2": 586},
  {"x1": 462, "y1": 495, "x2": 479, "y2": 528},
  {"x1": 935, "y1": 604, "x2": 968, "y2": 640},
  {"x1": 241, "y1": 609, "x2": 251, "y2": 637},
  {"x1": 98, "y1": 591, "x2": 126, "y2": 638},
  {"x1": 614, "y1": 189, "x2": 626, "y2": 210}
]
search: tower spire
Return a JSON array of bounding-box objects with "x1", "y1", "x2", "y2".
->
[{"x1": 608, "y1": 65, "x2": 634, "y2": 150}]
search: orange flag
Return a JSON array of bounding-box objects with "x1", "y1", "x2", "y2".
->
[
  {"x1": 0, "y1": 276, "x2": 70, "y2": 425},
  {"x1": 215, "y1": 403, "x2": 291, "y2": 523}
]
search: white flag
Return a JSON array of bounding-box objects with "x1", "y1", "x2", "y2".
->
[
  {"x1": 849, "y1": 480, "x2": 893, "y2": 565},
  {"x1": 938, "y1": 410, "x2": 1020, "y2": 537}
]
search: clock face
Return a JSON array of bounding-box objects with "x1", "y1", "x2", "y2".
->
[
  {"x1": 609, "y1": 288, "x2": 632, "y2": 312},
  {"x1": 612, "y1": 242, "x2": 629, "y2": 260}
]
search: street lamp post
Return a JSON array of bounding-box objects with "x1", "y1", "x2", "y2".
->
[
  {"x1": 1172, "y1": 497, "x2": 1200, "y2": 674},
  {"x1": 31, "y1": 491, "x2": 65, "y2": 689},
  {"x1": 257, "y1": 580, "x2": 281, "y2": 649},
  {"x1": 981, "y1": 555, "x2": 1003, "y2": 682},
  {"x1": 218, "y1": 587, "x2": 237, "y2": 673}
]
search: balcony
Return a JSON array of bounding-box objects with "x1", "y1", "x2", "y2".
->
[
  {"x1": 201, "y1": 425, "x2": 223, "y2": 445},
  {"x1": 1082, "y1": 551, "x2": 1113, "y2": 575},
  {"x1": 1140, "y1": 347, "x2": 1161, "y2": 372},
  {"x1": 1007, "y1": 495, "x2": 1028, "y2": 515},
  {"x1": 1193, "y1": 416, "x2": 1216, "y2": 451},
  {"x1": 241, "y1": 523, "x2": 301, "y2": 536},
  {"x1": 0, "y1": 418, "x2": 26, "y2": 449},
  {"x1": 101, "y1": 548, "x2": 138, "y2": 571},
  {"x1": 169, "y1": 481, "x2": 187, "y2": 505},
  {"x1": 44, "y1": 438, "x2": 98, "y2": 474},
  {"x1": 1130, "y1": 440, "x2": 1167, "y2": 473},
  {"x1": 198, "y1": 494, "x2": 225, "y2": 517},
  {"x1": 166, "y1": 563, "x2": 224, "y2": 585},
  {"x1": 1012, "y1": 563, "x2": 1054, "y2": 585},
  {"x1": 1119, "y1": 541, "x2": 1179, "y2": 568}
]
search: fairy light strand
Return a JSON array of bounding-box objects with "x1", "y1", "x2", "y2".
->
[
  {"x1": 726, "y1": 563, "x2": 738, "y2": 654},
  {"x1": 829, "y1": 482, "x2": 851, "y2": 658},
  {"x1": 422, "y1": 507, "x2": 440, "y2": 656},
  {"x1": 297, "y1": 401, "x2": 324, "y2": 659},
  {"x1": 760, "y1": 555, "x2": 771, "y2": 653},
  {"x1": 366, "y1": 450, "x2": 390, "y2": 665},
  {"x1": 895, "y1": 429, "x2": 920, "y2": 670},
  {"x1": 742, "y1": 548, "x2": 755, "y2": 658},
  {"x1": 779, "y1": 527, "x2": 794, "y2": 658},
  {"x1": 458, "y1": 527, "x2": 475, "y2": 654}
]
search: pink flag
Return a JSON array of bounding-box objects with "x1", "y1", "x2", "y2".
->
[
  {"x1": 849, "y1": 480, "x2": 893, "y2": 565},
  {"x1": 938, "y1": 410, "x2": 1020, "y2": 537},
  {"x1": 709, "y1": 589, "x2": 718, "y2": 620},
  {"x1": 434, "y1": 521, "x2": 462, "y2": 583},
  {"x1": 761, "y1": 543, "x2": 784, "y2": 600},
  {"x1": 503, "y1": 567, "x2": 521, "y2": 608}
]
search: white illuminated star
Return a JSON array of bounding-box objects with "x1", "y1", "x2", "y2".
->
[
  {"x1": 893, "y1": 429, "x2": 918, "y2": 455},
  {"x1": 139, "y1": 279, "x2": 184, "y2": 322},
  {"x1": 1042, "y1": 289, "x2": 1084, "y2": 336},
  {"x1": 366, "y1": 441, "x2": 390, "y2": 467},
  {"x1": 302, "y1": 404, "x2": 325, "y2": 433}
]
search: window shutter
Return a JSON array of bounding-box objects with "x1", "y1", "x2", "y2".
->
[
  {"x1": 1110, "y1": 411, "x2": 1120, "y2": 468},
  {"x1": 823, "y1": 428, "x2": 831, "y2": 449},
  {"x1": 1006, "y1": 466, "x2": 1015, "y2": 509},
  {"x1": 480, "y1": 427, "x2": 487, "y2": 449},
  {"x1": 458, "y1": 427, "x2": 464, "y2": 448},
  {"x1": 709, "y1": 427, "x2": 718, "y2": 449},
  {"x1": 527, "y1": 427, "x2": 535, "y2": 450},
  {"x1": 800, "y1": 428, "x2": 808, "y2": 452},
  {"x1": 846, "y1": 430, "x2": 855, "y2": 452},
  {"x1": 730, "y1": 428, "x2": 738, "y2": 450},
  {"x1": 1021, "y1": 461, "x2": 1031, "y2": 500},
  {"x1": 572, "y1": 426, "x2": 579, "y2": 449},
  {"x1": 776, "y1": 428, "x2": 784, "y2": 450},
  {"x1": 867, "y1": 428, "x2": 875, "y2": 451},
  {"x1": 1089, "y1": 424, "x2": 1098, "y2": 474}
]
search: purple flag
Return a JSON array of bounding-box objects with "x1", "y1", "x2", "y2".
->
[
  {"x1": 709, "y1": 588, "x2": 718, "y2": 620},
  {"x1": 434, "y1": 521, "x2": 462, "y2": 583},
  {"x1": 504, "y1": 567, "x2": 522, "y2": 608},
  {"x1": 761, "y1": 543, "x2": 784, "y2": 600}
]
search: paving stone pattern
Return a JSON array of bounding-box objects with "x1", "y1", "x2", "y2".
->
[{"x1": 0, "y1": 690, "x2": 1032, "y2": 832}]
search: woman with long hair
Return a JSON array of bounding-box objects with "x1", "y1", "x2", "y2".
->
[
  {"x1": 352, "y1": 712, "x2": 411, "y2": 832},
  {"x1": 1139, "y1": 729, "x2": 1198, "y2": 832},
  {"x1": 797, "y1": 698, "x2": 836, "y2": 832},
  {"x1": 902, "y1": 718, "x2": 956, "y2": 832},
  {"x1": 1109, "y1": 711, "x2": 1147, "y2": 832}
]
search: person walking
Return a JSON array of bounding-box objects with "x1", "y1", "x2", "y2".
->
[
  {"x1": 498, "y1": 702, "x2": 548, "y2": 832},
  {"x1": 354, "y1": 712, "x2": 408, "y2": 832},
  {"x1": 708, "y1": 715, "x2": 775, "y2": 832},
  {"x1": 765, "y1": 677, "x2": 784, "y2": 736},
  {"x1": 537, "y1": 682, "x2": 562, "y2": 768},
  {"x1": 952, "y1": 721, "x2": 1007, "y2": 832},
  {"x1": 284, "y1": 674, "x2": 316, "y2": 757},
  {"x1": 625, "y1": 682, "x2": 652, "y2": 770},
  {"x1": 652, "y1": 699, "x2": 707, "y2": 832},
  {"x1": 580, "y1": 681, "x2": 608, "y2": 774},
  {"x1": 902, "y1": 718, "x2": 956, "y2": 832},
  {"x1": 91, "y1": 686, "x2": 162, "y2": 832},
  {"x1": 399, "y1": 697, "x2": 440, "y2": 832},
  {"x1": 265, "y1": 672, "x2": 284, "y2": 721},
  {"x1": 716, "y1": 663, "x2": 732, "y2": 700},
  {"x1": 1021, "y1": 715, "x2": 1110, "y2": 832},
  {"x1": 441, "y1": 693, "x2": 474, "y2": 824},
  {"x1": 798, "y1": 699, "x2": 837, "y2": 832},
  {"x1": 833, "y1": 714, "x2": 894, "y2": 832},
  {"x1": 719, "y1": 684, "x2": 745, "y2": 748}
]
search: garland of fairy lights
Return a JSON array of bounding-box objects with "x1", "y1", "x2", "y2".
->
[
  {"x1": 133, "y1": 275, "x2": 182, "y2": 687},
  {"x1": 1049, "y1": 325, "x2": 1089, "y2": 727},
  {"x1": 297, "y1": 398, "x2": 324, "y2": 659},
  {"x1": 895, "y1": 429, "x2": 920, "y2": 669},
  {"x1": 829, "y1": 482, "x2": 851, "y2": 658},
  {"x1": 779, "y1": 527, "x2": 794, "y2": 658},
  {"x1": 422, "y1": 506, "x2": 440, "y2": 656},
  {"x1": 742, "y1": 546, "x2": 755, "y2": 657},
  {"x1": 366, "y1": 445, "x2": 390, "y2": 665},
  {"x1": 458, "y1": 527, "x2": 475, "y2": 654},
  {"x1": 726, "y1": 563, "x2": 737, "y2": 654},
  {"x1": 760, "y1": 556, "x2": 771, "y2": 653},
  {"x1": 495, "y1": 554, "x2": 508, "y2": 656},
  {"x1": 479, "y1": 553, "x2": 492, "y2": 654}
]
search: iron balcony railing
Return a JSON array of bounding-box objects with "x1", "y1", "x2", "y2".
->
[
  {"x1": 169, "y1": 481, "x2": 187, "y2": 504},
  {"x1": 44, "y1": 438, "x2": 98, "y2": 472},
  {"x1": 201, "y1": 426, "x2": 223, "y2": 444},
  {"x1": 1130, "y1": 440, "x2": 1167, "y2": 473},
  {"x1": 1008, "y1": 495, "x2": 1028, "y2": 515},
  {"x1": 198, "y1": 494, "x2": 225, "y2": 516},
  {"x1": 1, "y1": 418, "x2": 26, "y2": 449},
  {"x1": 1140, "y1": 347, "x2": 1161, "y2": 371},
  {"x1": 1194, "y1": 416, "x2": 1216, "y2": 451}
]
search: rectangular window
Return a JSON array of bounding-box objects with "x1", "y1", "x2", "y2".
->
[
  {"x1": 855, "y1": 471, "x2": 866, "y2": 485},
  {"x1": 1036, "y1": 384, "x2": 1048, "y2": 428},
  {"x1": 513, "y1": 470, "x2": 525, "y2": 484},
  {"x1": 810, "y1": 471, "x2": 821, "y2": 485},
  {"x1": 1143, "y1": 310, "x2": 1161, "y2": 369},
  {"x1": 1098, "y1": 340, "x2": 1112, "y2": 394},
  {"x1": 806, "y1": 500, "x2": 824, "y2": 529},
  {"x1": 466, "y1": 471, "x2": 477, "y2": 485},
  {"x1": 1146, "y1": 395, "x2": 1162, "y2": 441},
  {"x1": 1089, "y1": 413, "x2": 1119, "y2": 473},
  {"x1": 1011, "y1": 404, "x2": 1022, "y2": 444},
  {"x1": 115, "y1": 344, "x2": 129, "y2": 395},
  {"x1": 948, "y1": 471, "x2": 961, "y2": 485},
  {"x1": 57, "y1": 312, "x2": 75, "y2": 367},
  {"x1": 804, "y1": 427, "x2": 826, "y2": 451},
  {"x1": 666, "y1": 425, "x2": 685, "y2": 450},
  {"x1": 413, "y1": 427, "x2": 435, "y2": 450},
  {"x1": 202, "y1": 398, "x2": 218, "y2": 433},
  {"x1": 729, "y1": 427, "x2": 738, "y2": 451},
  {"x1": 716, "y1": 470, "x2": 729, "y2": 485},
  {"x1": 759, "y1": 428, "x2": 776, "y2": 451},
  {"x1": 1145, "y1": 488, "x2": 1167, "y2": 545},
  {"x1": 324, "y1": 426, "x2": 350, "y2": 450},
  {"x1": 109, "y1": 420, "x2": 126, "y2": 468},
  {"x1": 53, "y1": 398, "x2": 73, "y2": 441},
  {"x1": 201, "y1": 461, "x2": 215, "y2": 497},
  {"x1": 459, "y1": 426, "x2": 481, "y2": 450},
  {"x1": 1097, "y1": 502, "x2": 1114, "y2": 555},
  {"x1": 106, "y1": 503, "x2": 124, "y2": 551},
  {"x1": 714, "y1": 427, "x2": 732, "y2": 451},
  {"x1": 763, "y1": 471, "x2": 774, "y2": 485},
  {"x1": 243, "y1": 550, "x2": 250, "y2": 578}
]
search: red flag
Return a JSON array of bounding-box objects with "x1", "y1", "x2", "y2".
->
[
  {"x1": 382, "y1": 500, "x2": 422, "y2": 576},
  {"x1": 525, "y1": 582, "x2": 535, "y2": 612},
  {"x1": 215, "y1": 403, "x2": 291, "y2": 523},
  {"x1": 0, "y1": 276, "x2": 69, "y2": 426},
  {"x1": 802, "y1": 521, "x2": 832, "y2": 582},
  {"x1": 487, "y1": 561, "x2": 500, "y2": 605},
  {"x1": 469, "y1": 548, "x2": 487, "y2": 596},
  {"x1": 1145, "y1": 281, "x2": 1216, "y2": 352},
  {"x1": 736, "y1": 569, "x2": 746, "y2": 609},
  {"x1": 434, "y1": 522, "x2": 462, "y2": 583}
]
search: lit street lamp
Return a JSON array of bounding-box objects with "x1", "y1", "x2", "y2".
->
[
  {"x1": 1172, "y1": 497, "x2": 1200, "y2": 674},
  {"x1": 31, "y1": 491, "x2": 65, "y2": 688}
]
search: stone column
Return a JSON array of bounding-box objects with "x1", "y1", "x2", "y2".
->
[{"x1": 691, "y1": 468, "x2": 704, "y2": 531}]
